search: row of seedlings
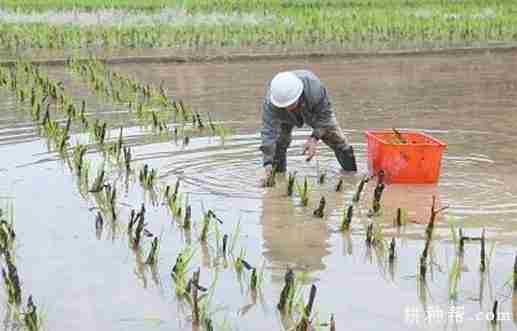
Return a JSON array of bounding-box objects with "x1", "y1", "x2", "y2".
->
[{"x1": 0, "y1": 206, "x2": 41, "y2": 330}]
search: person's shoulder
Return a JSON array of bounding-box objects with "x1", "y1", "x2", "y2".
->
[{"x1": 292, "y1": 69, "x2": 318, "y2": 79}]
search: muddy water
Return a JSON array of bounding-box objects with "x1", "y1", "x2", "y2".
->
[{"x1": 1, "y1": 50, "x2": 517, "y2": 331}]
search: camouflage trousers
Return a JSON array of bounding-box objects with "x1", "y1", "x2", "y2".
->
[{"x1": 273, "y1": 123, "x2": 357, "y2": 172}]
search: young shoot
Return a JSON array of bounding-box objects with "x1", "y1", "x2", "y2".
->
[
  {"x1": 340, "y1": 205, "x2": 353, "y2": 232},
  {"x1": 313, "y1": 196, "x2": 326, "y2": 218},
  {"x1": 352, "y1": 175, "x2": 370, "y2": 203},
  {"x1": 287, "y1": 172, "x2": 297, "y2": 197},
  {"x1": 171, "y1": 247, "x2": 195, "y2": 297},
  {"x1": 2, "y1": 251, "x2": 21, "y2": 306},
  {"x1": 335, "y1": 178, "x2": 343, "y2": 192},
  {"x1": 295, "y1": 177, "x2": 310, "y2": 207},
  {"x1": 89, "y1": 167, "x2": 105, "y2": 193},
  {"x1": 145, "y1": 237, "x2": 160, "y2": 265},
  {"x1": 394, "y1": 207, "x2": 408, "y2": 227},
  {"x1": 200, "y1": 211, "x2": 212, "y2": 243},
  {"x1": 139, "y1": 164, "x2": 157, "y2": 191},
  {"x1": 72, "y1": 144, "x2": 88, "y2": 177},
  {"x1": 24, "y1": 295, "x2": 40, "y2": 331}
]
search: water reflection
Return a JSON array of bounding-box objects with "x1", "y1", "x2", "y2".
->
[
  {"x1": 260, "y1": 178, "x2": 331, "y2": 273},
  {"x1": 376, "y1": 183, "x2": 444, "y2": 225}
]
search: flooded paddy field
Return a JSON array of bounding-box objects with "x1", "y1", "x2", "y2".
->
[{"x1": 1, "y1": 49, "x2": 517, "y2": 331}]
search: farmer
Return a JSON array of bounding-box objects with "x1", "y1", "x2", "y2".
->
[{"x1": 260, "y1": 70, "x2": 357, "y2": 182}]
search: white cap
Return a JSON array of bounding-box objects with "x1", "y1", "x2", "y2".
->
[{"x1": 269, "y1": 71, "x2": 303, "y2": 108}]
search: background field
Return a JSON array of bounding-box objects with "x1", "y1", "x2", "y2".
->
[{"x1": 1, "y1": 0, "x2": 517, "y2": 53}]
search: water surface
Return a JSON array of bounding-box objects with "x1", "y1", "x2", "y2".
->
[{"x1": 1, "y1": 50, "x2": 517, "y2": 330}]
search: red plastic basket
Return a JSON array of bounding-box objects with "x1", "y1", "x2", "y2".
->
[{"x1": 365, "y1": 130, "x2": 447, "y2": 184}]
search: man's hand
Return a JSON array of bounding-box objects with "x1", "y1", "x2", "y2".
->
[
  {"x1": 264, "y1": 164, "x2": 273, "y2": 178},
  {"x1": 302, "y1": 137, "x2": 319, "y2": 161},
  {"x1": 260, "y1": 164, "x2": 273, "y2": 187}
]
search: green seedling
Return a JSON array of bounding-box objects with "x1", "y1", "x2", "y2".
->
[
  {"x1": 123, "y1": 146, "x2": 131, "y2": 173},
  {"x1": 145, "y1": 237, "x2": 160, "y2": 265},
  {"x1": 458, "y1": 228, "x2": 465, "y2": 255},
  {"x1": 214, "y1": 125, "x2": 232, "y2": 142},
  {"x1": 228, "y1": 218, "x2": 242, "y2": 257},
  {"x1": 104, "y1": 184, "x2": 117, "y2": 220},
  {"x1": 370, "y1": 180, "x2": 385, "y2": 216},
  {"x1": 234, "y1": 248, "x2": 247, "y2": 274},
  {"x1": 195, "y1": 113, "x2": 204, "y2": 129},
  {"x1": 127, "y1": 209, "x2": 138, "y2": 236},
  {"x1": 313, "y1": 196, "x2": 325, "y2": 218},
  {"x1": 296, "y1": 284, "x2": 317, "y2": 331},
  {"x1": 207, "y1": 113, "x2": 216, "y2": 133},
  {"x1": 366, "y1": 224, "x2": 374, "y2": 246},
  {"x1": 352, "y1": 175, "x2": 370, "y2": 203},
  {"x1": 24, "y1": 295, "x2": 39, "y2": 331},
  {"x1": 513, "y1": 253, "x2": 516, "y2": 291},
  {"x1": 480, "y1": 229, "x2": 486, "y2": 272},
  {"x1": 295, "y1": 177, "x2": 310, "y2": 207},
  {"x1": 80, "y1": 100, "x2": 88, "y2": 127},
  {"x1": 203, "y1": 318, "x2": 214, "y2": 331},
  {"x1": 0, "y1": 220, "x2": 16, "y2": 254},
  {"x1": 183, "y1": 205, "x2": 192, "y2": 230},
  {"x1": 128, "y1": 204, "x2": 146, "y2": 248},
  {"x1": 139, "y1": 164, "x2": 157, "y2": 191},
  {"x1": 318, "y1": 171, "x2": 326, "y2": 184},
  {"x1": 290, "y1": 272, "x2": 312, "y2": 316},
  {"x1": 366, "y1": 223, "x2": 385, "y2": 249},
  {"x1": 191, "y1": 268, "x2": 201, "y2": 325},
  {"x1": 163, "y1": 185, "x2": 171, "y2": 202},
  {"x1": 2, "y1": 251, "x2": 21, "y2": 305},
  {"x1": 58, "y1": 117, "x2": 72, "y2": 154},
  {"x1": 91, "y1": 120, "x2": 107, "y2": 146},
  {"x1": 250, "y1": 268, "x2": 258, "y2": 291},
  {"x1": 394, "y1": 208, "x2": 408, "y2": 227},
  {"x1": 335, "y1": 178, "x2": 343, "y2": 192},
  {"x1": 72, "y1": 144, "x2": 88, "y2": 177},
  {"x1": 171, "y1": 246, "x2": 195, "y2": 297},
  {"x1": 277, "y1": 268, "x2": 294, "y2": 313},
  {"x1": 330, "y1": 314, "x2": 336, "y2": 331},
  {"x1": 107, "y1": 127, "x2": 124, "y2": 162},
  {"x1": 287, "y1": 172, "x2": 296, "y2": 196},
  {"x1": 235, "y1": 258, "x2": 258, "y2": 290},
  {"x1": 491, "y1": 300, "x2": 498, "y2": 325},
  {"x1": 200, "y1": 211, "x2": 212, "y2": 242},
  {"x1": 449, "y1": 256, "x2": 461, "y2": 300},
  {"x1": 340, "y1": 205, "x2": 353, "y2": 231},
  {"x1": 95, "y1": 212, "x2": 103, "y2": 239},
  {"x1": 222, "y1": 234, "x2": 229, "y2": 258},
  {"x1": 388, "y1": 238, "x2": 396, "y2": 263},
  {"x1": 133, "y1": 206, "x2": 146, "y2": 249},
  {"x1": 167, "y1": 183, "x2": 183, "y2": 219},
  {"x1": 425, "y1": 196, "x2": 448, "y2": 240},
  {"x1": 419, "y1": 237, "x2": 431, "y2": 281},
  {"x1": 89, "y1": 167, "x2": 105, "y2": 193}
]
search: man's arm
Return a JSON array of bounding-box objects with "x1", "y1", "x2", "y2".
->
[{"x1": 259, "y1": 97, "x2": 281, "y2": 167}]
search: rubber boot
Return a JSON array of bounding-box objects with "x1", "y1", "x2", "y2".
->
[{"x1": 336, "y1": 146, "x2": 357, "y2": 172}]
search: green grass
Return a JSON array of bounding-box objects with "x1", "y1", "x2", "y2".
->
[
  {"x1": 1, "y1": 0, "x2": 515, "y2": 12},
  {"x1": 1, "y1": 1, "x2": 517, "y2": 52}
]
